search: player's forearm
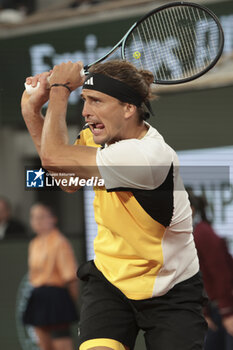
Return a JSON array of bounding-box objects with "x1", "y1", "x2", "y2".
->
[
  {"x1": 41, "y1": 87, "x2": 70, "y2": 165},
  {"x1": 22, "y1": 108, "x2": 44, "y2": 158},
  {"x1": 40, "y1": 86, "x2": 99, "y2": 184},
  {"x1": 39, "y1": 88, "x2": 84, "y2": 192},
  {"x1": 21, "y1": 73, "x2": 51, "y2": 157}
]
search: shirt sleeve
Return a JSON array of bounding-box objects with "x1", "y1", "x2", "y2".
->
[
  {"x1": 56, "y1": 238, "x2": 78, "y2": 284},
  {"x1": 96, "y1": 138, "x2": 174, "y2": 190}
]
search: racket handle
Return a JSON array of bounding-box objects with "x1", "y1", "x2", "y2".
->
[
  {"x1": 24, "y1": 80, "x2": 43, "y2": 95},
  {"x1": 24, "y1": 68, "x2": 85, "y2": 95},
  {"x1": 80, "y1": 67, "x2": 85, "y2": 77}
]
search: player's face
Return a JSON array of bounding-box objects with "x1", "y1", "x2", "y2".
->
[
  {"x1": 81, "y1": 90, "x2": 127, "y2": 145},
  {"x1": 30, "y1": 205, "x2": 57, "y2": 235}
]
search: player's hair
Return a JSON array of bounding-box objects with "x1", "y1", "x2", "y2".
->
[{"x1": 89, "y1": 60, "x2": 155, "y2": 121}]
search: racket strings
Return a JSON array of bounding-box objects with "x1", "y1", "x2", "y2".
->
[
  {"x1": 160, "y1": 8, "x2": 190, "y2": 78},
  {"x1": 187, "y1": 7, "x2": 218, "y2": 70},
  {"x1": 173, "y1": 6, "x2": 198, "y2": 77},
  {"x1": 124, "y1": 5, "x2": 222, "y2": 83}
]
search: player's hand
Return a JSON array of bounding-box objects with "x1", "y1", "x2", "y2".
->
[
  {"x1": 49, "y1": 61, "x2": 85, "y2": 92},
  {"x1": 223, "y1": 314, "x2": 233, "y2": 336},
  {"x1": 21, "y1": 72, "x2": 51, "y2": 116}
]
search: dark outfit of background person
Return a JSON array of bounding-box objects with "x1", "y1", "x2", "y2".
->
[{"x1": 189, "y1": 192, "x2": 233, "y2": 350}]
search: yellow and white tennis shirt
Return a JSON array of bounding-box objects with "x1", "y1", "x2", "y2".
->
[{"x1": 75, "y1": 124, "x2": 199, "y2": 300}]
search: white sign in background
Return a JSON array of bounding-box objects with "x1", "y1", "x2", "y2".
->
[{"x1": 84, "y1": 146, "x2": 233, "y2": 260}]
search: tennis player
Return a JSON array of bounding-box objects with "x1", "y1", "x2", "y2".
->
[{"x1": 21, "y1": 60, "x2": 207, "y2": 350}]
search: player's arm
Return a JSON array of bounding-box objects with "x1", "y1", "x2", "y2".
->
[
  {"x1": 40, "y1": 62, "x2": 101, "y2": 183},
  {"x1": 21, "y1": 72, "x2": 51, "y2": 157},
  {"x1": 21, "y1": 64, "x2": 94, "y2": 193},
  {"x1": 21, "y1": 73, "x2": 78, "y2": 193}
]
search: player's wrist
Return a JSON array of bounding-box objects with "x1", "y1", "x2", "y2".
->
[
  {"x1": 50, "y1": 83, "x2": 72, "y2": 93},
  {"x1": 22, "y1": 101, "x2": 43, "y2": 118},
  {"x1": 49, "y1": 84, "x2": 71, "y2": 97}
]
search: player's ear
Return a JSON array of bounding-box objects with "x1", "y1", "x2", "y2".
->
[{"x1": 123, "y1": 103, "x2": 137, "y2": 120}]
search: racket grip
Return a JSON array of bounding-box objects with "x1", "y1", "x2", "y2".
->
[
  {"x1": 24, "y1": 81, "x2": 42, "y2": 95},
  {"x1": 80, "y1": 68, "x2": 85, "y2": 77},
  {"x1": 25, "y1": 68, "x2": 85, "y2": 95}
]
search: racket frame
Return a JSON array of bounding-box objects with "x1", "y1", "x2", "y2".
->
[{"x1": 85, "y1": 1, "x2": 224, "y2": 85}]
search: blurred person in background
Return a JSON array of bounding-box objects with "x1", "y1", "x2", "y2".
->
[
  {"x1": 188, "y1": 190, "x2": 233, "y2": 350},
  {"x1": 0, "y1": 0, "x2": 34, "y2": 23},
  {"x1": 23, "y1": 202, "x2": 79, "y2": 350},
  {"x1": 0, "y1": 0, "x2": 33, "y2": 13},
  {"x1": 70, "y1": 0, "x2": 100, "y2": 9},
  {"x1": 0, "y1": 196, "x2": 27, "y2": 240}
]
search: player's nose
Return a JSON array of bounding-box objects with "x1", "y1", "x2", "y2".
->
[{"x1": 82, "y1": 101, "x2": 90, "y2": 118}]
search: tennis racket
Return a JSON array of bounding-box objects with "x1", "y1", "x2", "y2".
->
[
  {"x1": 25, "y1": 1, "x2": 224, "y2": 93},
  {"x1": 85, "y1": 1, "x2": 224, "y2": 84}
]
